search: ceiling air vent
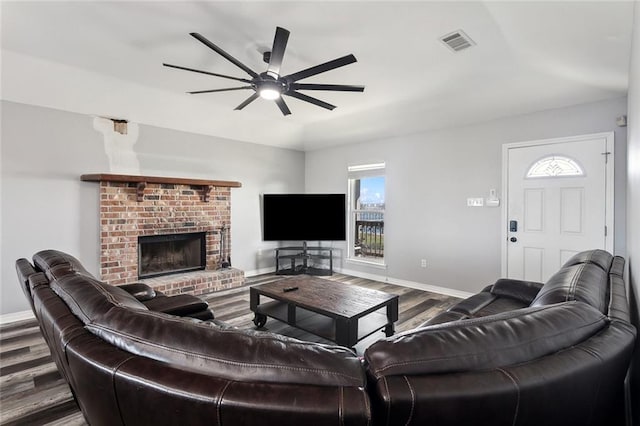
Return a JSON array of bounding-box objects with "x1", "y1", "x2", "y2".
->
[{"x1": 440, "y1": 30, "x2": 475, "y2": 52}]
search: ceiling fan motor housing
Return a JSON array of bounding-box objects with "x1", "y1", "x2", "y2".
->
[{"x1": 254, "y1": 73, "x2": 288, "y2": 96}]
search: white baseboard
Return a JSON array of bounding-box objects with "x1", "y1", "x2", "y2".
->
[
  {"x1": 337, "y1": 267, "x2": 474, "y2": 299},
  {"x1": 243, "y1": 267, "x2": 279, "y2": 277},
  {"x1": 0, "y1": 309, "x2": 35, "y2": 325}
]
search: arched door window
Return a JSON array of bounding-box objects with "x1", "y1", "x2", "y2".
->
[{"x1": 526, "y1": 155, "x2": 584, "y2": 178}]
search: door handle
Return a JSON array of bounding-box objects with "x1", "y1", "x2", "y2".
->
[{"x1": 510, "y1": 237, "x2": 517, "y2": 243}]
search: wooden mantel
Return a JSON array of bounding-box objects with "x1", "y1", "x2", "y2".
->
[{"x1": 81, "y1": 173, "x2": 242, "y2": 202}]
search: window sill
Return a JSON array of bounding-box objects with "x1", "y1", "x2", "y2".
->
[{"x1": 346, "y1": 257, "x2": 387, "y2": 269}]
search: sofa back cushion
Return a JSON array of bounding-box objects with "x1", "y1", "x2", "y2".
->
[
  {"x1": 86, "y1": 306, "x2": 366, "y2": 388},
  {"x1": 50, "y1": 273, "x2": 148, "y2": 324},
  {"x1": 365, "y1": 301, "x2": 607, "y2": 379},
  {"x1": 561, "y1": 249, "x2": 613, "y2": 271},
  {"x1": 33, "y1": 249, "x2": 95, "y2": 280},
  {"x1": 530, "y1": 250, "x2": 612, "y2": 313}
]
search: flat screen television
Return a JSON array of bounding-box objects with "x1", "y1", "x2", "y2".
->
[{"x1": 263, "y1": 194, "x2": 346, "y2": 241}]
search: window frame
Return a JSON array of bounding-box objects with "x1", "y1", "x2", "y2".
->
[{"x1": 346, "y1": 163, "x2": 386, "y2": 267}]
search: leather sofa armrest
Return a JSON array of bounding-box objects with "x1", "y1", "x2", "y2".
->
[
  {"x1": 490, "y1": 278, "x2": 544, "y2": 304},
  {"x1": 117, "y1": 283, "x2": 156, "y2": 302}
]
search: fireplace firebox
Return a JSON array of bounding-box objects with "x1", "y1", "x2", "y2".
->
[{"x1": 138, "y1": 232, "x2": 206, "y2": 279}]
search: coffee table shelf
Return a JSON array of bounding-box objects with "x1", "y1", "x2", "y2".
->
[
  {"x1": 250, "y1": 276, "x2": 398, "y2": 348},
  {"x1": 255, "y1": 300, "x2": 390, "y2": 344}
]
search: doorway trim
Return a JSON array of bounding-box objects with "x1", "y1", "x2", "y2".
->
[{"x1": 500, "y1": 132, "x2": 615, "y2": 277}]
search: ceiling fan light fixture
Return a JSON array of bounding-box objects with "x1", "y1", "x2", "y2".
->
[
  {"x1": 258, "y1": 79, "x2": 283, "y2": 99},
  {"x1": 259, "y1": 87, "x2": 281, "y2": 100}
]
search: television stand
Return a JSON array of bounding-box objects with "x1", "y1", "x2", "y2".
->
[{"x1": 275, "y1": 245, "x2": 333, "y2": 276}]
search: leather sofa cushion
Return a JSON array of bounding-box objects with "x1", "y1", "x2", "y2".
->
[
  {"x1": 530, "y1": 249, "x2": 612, "y2": 313},
  {"x1": 490, "y1": 278, "x2": 543, "y2": 304},
  {"x1": 365, "y1": 301, "x2": 607, "y2": 379},
  {"x1": 86, "y1": 306, "x2": 366, "y2": 388},
  {"x1": 118, "y1": 283, "x2": 157, "y2": 301},
  {"x1": 530, "y1": 263, "x2": 609, "y2": 313},
  {"x1": 472, "y1": 296, "x2": 529, "y2": 317},
  {"x1": 421, "y1": 310, "x2": 469, "y2": 326},
  {"x1": 561, "y1": 249, "x2": 613, "y2": 271},
  {"x1": 447, "y1": 291, "x2": 496, "y2": 316},
  {"x1": 50, "y1": 273, "x2": 148, "y2": 324},
  {"x1": 143, "y1": 294, "x2": 208, "y2": 316},
  {"x1": 33, "y1": 250, "x2": 95, "y2": 279}
]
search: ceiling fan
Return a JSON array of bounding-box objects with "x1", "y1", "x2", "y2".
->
[{"x1": 163, "y1": 27, "x2": 365, "y2": 116}]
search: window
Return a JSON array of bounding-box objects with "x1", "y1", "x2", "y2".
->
[
  {"x1": 348, "y1": 163, "x2": 385, "y2": 265},
  {"x1": 526, "y1": 155, "x2": 584, "y2": 178}
]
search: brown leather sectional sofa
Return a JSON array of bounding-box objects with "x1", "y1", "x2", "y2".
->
[{"x1": 16, "y1": 249, "x2": 636, "y2": 426}]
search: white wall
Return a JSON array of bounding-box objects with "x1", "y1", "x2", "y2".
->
[
  {"x1": 306, "y1": 97, "x2": 628, "y2": 294},
  {"x1": 625, "y1": 2, "x2": 639, "y2": 423},
  {"x1": 0, "y1": 100, "x2": 305, "y2": 315}
]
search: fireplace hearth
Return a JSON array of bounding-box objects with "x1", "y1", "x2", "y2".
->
[{"x1": 139, "y1": 232, "x2": 206, "y2": 279}]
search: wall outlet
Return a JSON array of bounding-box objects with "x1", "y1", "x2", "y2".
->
[{"x1": 421, "y1": 259, "x2": 427, "y2": 268}]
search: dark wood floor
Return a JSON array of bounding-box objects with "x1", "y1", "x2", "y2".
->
[{"x1": 0, "y1": 273, "x2": 459, "y2": 425}]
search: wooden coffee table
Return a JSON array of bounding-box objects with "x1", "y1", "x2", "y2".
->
[{"x1": 249, "y1": 276, "x2": 399, "y2": 347}]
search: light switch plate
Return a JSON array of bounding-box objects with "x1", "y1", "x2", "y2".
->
[{"x1": 467, "y1": 198, "x2": 484, "y2": 207}]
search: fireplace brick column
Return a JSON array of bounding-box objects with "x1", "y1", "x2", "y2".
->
[{"x1": 83, "y1": 174, "x2": 244, "y2": 295}]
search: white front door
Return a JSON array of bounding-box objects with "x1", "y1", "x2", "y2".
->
[{"x1": 503, "y1": 132, "x2": 614, "y2": 282}]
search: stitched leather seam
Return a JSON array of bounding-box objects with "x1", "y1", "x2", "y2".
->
[
  {"x1": 362, "y1": 385, "x2": 372, "y2": 426},
  {"x1": 403, "y1": 376, "x2": 415, "y2": 426},
  {"x1": 413, "y1": 303, "x2": 556, "y2": 331},
  {"x1": 50, "y1": 283, "x2": 91, "y2": 323},
  {"x1": 567, "y1": 263, "x2": 585, "y2": 302},
  {"x1": 51, "y1": 275, "x2": 133, "y2": 324},
  {"x1": 372, "y1": 314, "x2": 605, "y2": 375},
  {"x1": 339, "y1": 386, "x2": 344, "y2": 426},
  {"x1": 496, "y1": 368, "x2": 520, "y2": 426},
  {"x1": 87, "y1": 323, "x2": 363, "y2": 383},
  {"x1": 381, "y1": 376, "x2": 390, "y2": 426},
  {"x1": 575, "y1": 346, "x2": 603, "y2": 425},
  {"x1": 111, "y1": 355, "x2": 136, "y2": 426},
  {"x1": 217, "y1": 380, "x2": 232, "y2": 425}
]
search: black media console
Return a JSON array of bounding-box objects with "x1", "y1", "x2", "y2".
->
[{"x1": 275, "y1": 244, "x2": 333, "y2": 276}]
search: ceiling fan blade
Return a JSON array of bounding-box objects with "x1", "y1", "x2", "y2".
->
[
  {"x1": 188, "y1": 86, "x2": 253, "y2": 94},
  {"x1": 163, "y1": 63, "x2": 252, "y2": 83},
  {"x1": 284, "y1": 91, "x2": 336, "y2": 110},
  {"x1": 290, "y1": 83, "x2": 365, "y2": 92},
  {"x1": 274, "y1": 97, "x2": 292, "y2": 116},
  {"x1": 266, "y1": 27, "x2": 290, "y2": 78},
  {"x1": 234, "y1": 92, "x2": 260, "y2": 110},
  {"x1": 190, "y1": 32, "x2": 259, "y2": 78},
  {"x1": 283, "y1": 54, "x2": 357, "y2": 83}
]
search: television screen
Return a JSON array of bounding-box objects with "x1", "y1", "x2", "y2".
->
[{"x1": 263, "y1": 194, "x2": 346, "y2": 241}]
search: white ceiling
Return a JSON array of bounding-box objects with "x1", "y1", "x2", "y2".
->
[{"x1": 0, "y1": 1, "x2": 634, "y2": 151}]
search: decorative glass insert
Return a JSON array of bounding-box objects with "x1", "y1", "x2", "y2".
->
[{"x1": 526, "y1": 156, "x2": 584, "y2": 178}]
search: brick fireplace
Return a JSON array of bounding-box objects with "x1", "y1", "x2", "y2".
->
[{"x1": 81, "y1": 174, "x2": 244, "y2": 296}]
